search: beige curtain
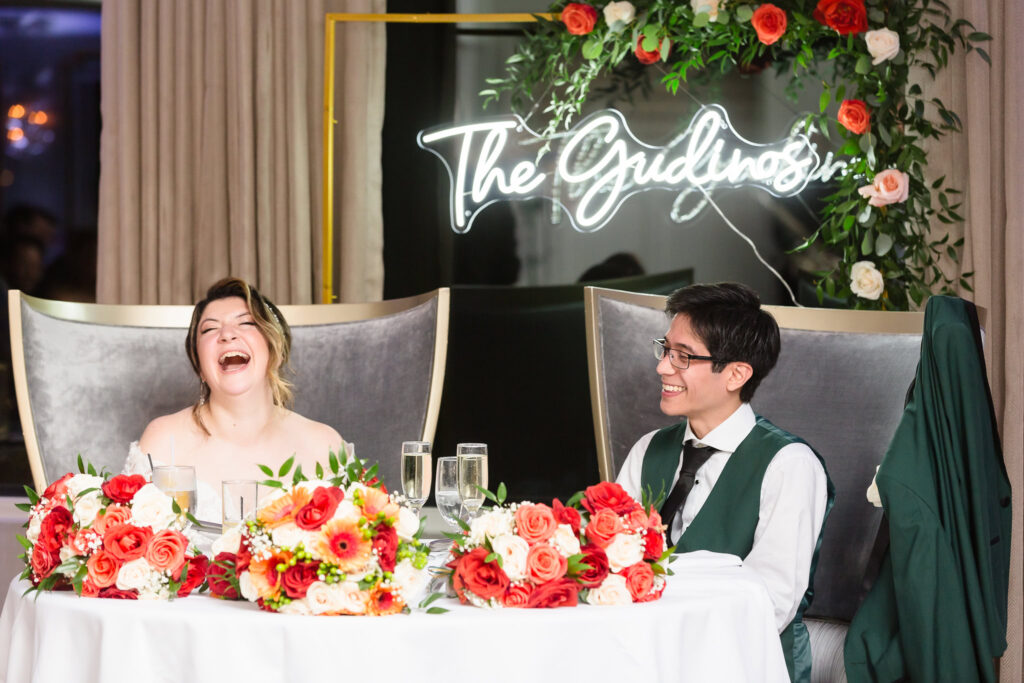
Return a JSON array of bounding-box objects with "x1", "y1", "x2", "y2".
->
[
  {"x1": 97, "y1": 0, "x2": 385, "y2": 305},
  {"x1": 927, "y1": 1, "x2": 1024, "y2": 679}
]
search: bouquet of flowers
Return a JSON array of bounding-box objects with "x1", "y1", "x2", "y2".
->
[
  {"x1": 445, "y1": 481, "x2": 670, "y2": 608},
  {"x1": 17, "y1": 459, "x2": 208, "y2": 599},
  {"x1": 208, "y1": 452, "x2": 430, "y2": 615}
]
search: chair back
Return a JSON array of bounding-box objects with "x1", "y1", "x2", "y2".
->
[
  {"x1": 8, "y1": 289, "x2": 449, "y2": 493},
  {"x1": 584, "y1": 286, "x2": 923, "y2": 621}
]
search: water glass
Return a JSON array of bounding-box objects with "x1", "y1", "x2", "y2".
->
[
  {"x1": 222, "y1": 479, "x2": 259, "y2": 532},
  {"x1": 401, "y1": 441, "x2": 432, "y2": 515},
  {"x1": 435, "y1": 456, "x2": 461, "y2": 529},
  {"x1": 457, "y1": 443, "x2": 488, "y2": 519},
  {"x1": 152, "y1": 465, "x2": 197, "y2": 520}
]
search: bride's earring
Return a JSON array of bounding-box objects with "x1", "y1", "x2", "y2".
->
[{"x1": 199, "y1": 380, "x2": 207, "y2": 406}]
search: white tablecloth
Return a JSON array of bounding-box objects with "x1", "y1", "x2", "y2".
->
[{"x1": 0, "y1": 554, "x2": 788, "y2": 683}]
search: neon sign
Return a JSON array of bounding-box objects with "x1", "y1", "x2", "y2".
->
[{"x1": 417, "y1": 104, "x2": 846, "y2": 233}]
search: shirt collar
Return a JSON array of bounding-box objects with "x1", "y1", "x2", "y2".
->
[{"x1": 682, "y1": 403, "x2": 755, "y2": 454}]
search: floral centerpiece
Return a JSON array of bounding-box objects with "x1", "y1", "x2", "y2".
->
[
  {"x1": 207, "y1": 451, "x2": 430, "y2": 615},
  {"x1": 17, "y1": 458, "x2": 208, "y2": 599},
  {"x1": 445, "y1": 481, "x2": 670, "y2": 608},
  {"x1": 481, "y1": 0, "x2": 991, "y2": 310}
]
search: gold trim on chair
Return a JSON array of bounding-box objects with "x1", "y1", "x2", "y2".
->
[
  {"x1": 9, "y1": 288, "x2": 450, "y2": 491},
  {"x1": 583, "y1": 286, "x2": 927, "y2": 483}
]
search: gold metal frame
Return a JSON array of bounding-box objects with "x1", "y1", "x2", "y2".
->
[
  {"x1": 9, "y1": 288, "x2": 450, "y2": 490},
  {"x1": 321, "y1": 12, "x2": 553, "y2": 302},
  {"x1": 583, "y1": 286, "x2": 927, "y2": 482}
]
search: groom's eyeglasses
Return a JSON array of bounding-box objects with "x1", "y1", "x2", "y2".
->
[{"x1": 652, "y1": 338, "x2": 726, "y2": 370}]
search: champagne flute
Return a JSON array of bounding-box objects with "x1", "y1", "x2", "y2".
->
[
  {"x1": 457, "y1": 443, "x2": 488, "y2": 520},
  {"x1": 152, "y1": 465, "x2": 197, "y2": 522},
  {"x1": 401, "y1": 441, "x2": 432, "y2": 516}
]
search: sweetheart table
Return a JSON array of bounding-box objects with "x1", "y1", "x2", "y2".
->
[{"x1": 0, "y1": 553, "x2": 788, "y2": 683}]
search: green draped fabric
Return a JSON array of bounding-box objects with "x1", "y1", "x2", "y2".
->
[
  {"x1": 844, "y1": 296, "x2": 1012, "y2": 683},
  {"x1": 641, "y1": 417, "x2": 834, "y2": 683}
]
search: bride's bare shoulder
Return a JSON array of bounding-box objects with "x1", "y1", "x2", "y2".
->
[
  {"x1": 139, "y1": 409, "x2": 202, "y2": 457},
  {"x1": 282, "y1": 410, "x2": 344, "y2": 454}
]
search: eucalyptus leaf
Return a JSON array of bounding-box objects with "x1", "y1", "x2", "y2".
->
[
  {"x1": 734, "y1": 5, "x2": 753, "y2": 22},
  {"x1": 861, "y1": 229, "x2": 875, "y2": 255},
  {"x1": 875, "y1": 233, "x2": 894, "y2": 256},
  {"x1": 693, "y1": 12, "x2": 709, "y2": 28},
  {"x1": 642, "y1": 35, "x2": 659, "y2": 52},
  {"x1": 855, "y1": 54, "x2": 872, "y2": 75},
  {"x1": 581, "y1": 38, "x2": 602, "y2": 60}
]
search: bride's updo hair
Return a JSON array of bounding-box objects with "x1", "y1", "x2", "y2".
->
[{"x1": 185, "y1": 277, "x2": 293, "y2": 433}]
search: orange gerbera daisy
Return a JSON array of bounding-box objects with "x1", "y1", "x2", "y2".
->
[
  {"x1": 258, "y1": 489, "x2": 312, "y2": 529},
  {"x1": 247, "y1": 549, "x2": 293, "y2": 600},
  {"x1": 360, "y1": 487, "x2": 399, "y2": 521},
  {"x1": 367, "y1": 584, "x2": 404, "y2": 616},
  {"x1": 316, "y1": 519, "x2": 372, "y2": 572}
]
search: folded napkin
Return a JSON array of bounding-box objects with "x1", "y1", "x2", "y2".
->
[{"x1": 670, "y1": 550, "x2": 743, "y2": 570}]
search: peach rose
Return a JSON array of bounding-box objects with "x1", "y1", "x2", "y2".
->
[
  {"x1": 80, "y1": 578, "x2": 101, "y2": 598},
  {"x1": 86, "y1": 549, "x2": 121, "y2": 588},
  {"x1": 584, "y1": 508, "x2": 624, "y2": 548},
  {"x1": 502, "y1": 582, "x2": 534, "y2": 607},
  {"x1": 526, "y1": 543, "x2": 568, "y2": 584},
  {"x1": 145, "y1": 529, "x2": 188, "y2": 572},
  {"x1": 92, "y1": 505, "x2": 132, "y2": 535},
  {"x1": 514, "y1": 503, "x2": 558, "y2": 544},
  {"x1": 68, "y1": 529, "x2": 100, "y2": 556},
  {"x1": 624, "y1": 507, "x2": 649, "y2": 531},
  {"x1": 857, "y1": 169, "x2": 909, "y2": 207},
  {"x1": 621, "y1": 561, "x2": 655, "y2": 601}
]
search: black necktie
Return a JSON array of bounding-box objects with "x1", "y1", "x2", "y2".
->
[{"x1": 659, "y1": 441, "x2": 715, "y2": 545}]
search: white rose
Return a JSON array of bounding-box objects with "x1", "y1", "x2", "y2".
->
[
  {"x1": 604, "y1": 533, "x2": 644, "y2": 572},
  {"x1": 864, "y1": 28, "x2": 899, "y2": 65},
  {"x1": 551, "y1": 524, "x2": 581, "y2": 557},
  {"x1": 396, "y1": 506, "x2": 420, "y2": 541},
  {"x1": 116, "y1": 557, "x2": 155, "y2": 592},
  {"x1": 490, "y1": 534, "x2": 530, "y2": 581},
  {"x1": 469, "y1": 508, "x2": 513, "y2": 544},
  {"x1": 690, "y1": 0, "x2": 719, "y2": 21},
  {"x1": 238, "y1": 570, "x2": 259, "y2": 602},
  {"x1": 603, "y1": 1, "x2": 635, "y2": 28},
  {"x1": 849, "y1": 261, "x2": 885, "y2": 301},
  {"x1": 331, "y1": 499, "x2": 360, "y2": 522},
  {"x1": 584, "y1": 574, "x2": 633, "y2": 605},
  {"x1": 335, "y1": 581, "x2": 369, "y2": 614},
  {"x1": 305, "y1": 581, "x2": 343, "y2": 614},
  {"x1": 59, "y1": 545, "x2": 75, "y2": 563},
  {"x1": 26, "y1": 515, "x2": 42, "y2": 544},
  {"x1": 271, "y1": 522, "x2": 309, "y2": 550},
  {"x1": 129, "y1": 484, "x2": 177, "y2": 529},
  {"x1": 73, "y1": 491, "x2": 103, "y2": 527},
  {"x1": 866, "y1": 465, "x2": 882, "y2": 507},
  {"x1": 212, "y1": 526, "x2": 242, "y2": 556},
  {"x1": 393, "y1": 558, "x2": 427, "y2": 604},
  {"x1": 66, "y1": 474, "x2": 104, "y2": 499},
  {"x1": 277, "y1": 598, "x2": 313, "y2": 615}
]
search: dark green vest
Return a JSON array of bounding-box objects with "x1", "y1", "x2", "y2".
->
[{"x1": 640, "y1": 417, "x2": 835, "y2": 683}]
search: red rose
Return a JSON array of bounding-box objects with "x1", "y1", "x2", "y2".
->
[
  {"x1": 621, "y1": 561, "x2": 656, "y2": 601},
  {"x1": 176, "y1": 554, "x2": 210, "y2": 597},
  {"x1": 98, "y1": 586, "x2": 138, "y2": 599},
  {"x1": 561, "y1": 3, "x2": 598, "y2": 35},
  {"x1": 101, "y1": 474, "x2": 148, "y2": 504},
  {"x1": 813, "y1": 0, "x2": 868, "y2": 35},
  {"x1": 576, "y1": 543, "x2": 610, "y2": 587},
  {"x1": 452, "y1": 547, "x2": 510, "y2": 603},
  {"x1": 103, "y1": 524, "x2": 154, "y2": 562},
  {"x1": 372, "y1": 523, "x2": 399, "y2": 573},
  {"x1": 80, "y1": 578, "x2": 100, "y2": 598},
  {"x1": 282, "y1": 561, "x2": 320, "y2": 599},
  {"x1": 634, "y1": 36, "x2": 666, "y2": 65},
  {"x1": 37, "y1": 506, "x2": 74, "y2": 553},
  {"x1": 42, "y1": 472, "x2": 74, "y2": 501},
  {"x1": 30, "y1": 544, "x2": 60, "y2": 581},
  {"x1": 751, "y1": 3, "x2": 787, "y2": 45},
  {"x1": 837, "y1": 99, "x2": 870, "y2": 134},
  {"x1": 294, "y1": 486, "x2": 344, "y2": 531},
  {"x1": 551, "y1": 498, "x2": 581, "y2": 534},
  {"x1": 207, "y1": 552, "x2": 240, "y2": 599},
  {"x1": 235, "y1": 534, "x2": 252, "y2": 573},
  {"x1": 526, "y1": 577, "x2": 579, "y2": 608},
  {"x1": 582, "y1": 481, "x2": 640, "y2": 515},
  {"x1": 502, "y1": 582, "x2": 534, "y2": 607},
  {"x1": 643, "y1": 528, "x2": 665, "y2": 561}
]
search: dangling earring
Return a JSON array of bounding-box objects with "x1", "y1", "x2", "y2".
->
[{"x1": 199, "y1": 380, "x2": 207, "y2": 406}]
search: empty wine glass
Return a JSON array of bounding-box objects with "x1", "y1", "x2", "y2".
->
[
  {"x1": 401, "y1": 441, "x2": 432, "y2": 516},
  {"x1": 457, "y1": 443, "x2": 488, "y2": 520}
]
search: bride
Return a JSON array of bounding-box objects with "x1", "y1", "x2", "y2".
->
[{"x1": 123, "y1": 277, "x2": 345, "y2": 521}]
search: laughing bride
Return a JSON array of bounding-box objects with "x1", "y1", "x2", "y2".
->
[{"x1": 122, "y1": 277, "x2": 345, "y2": 522}]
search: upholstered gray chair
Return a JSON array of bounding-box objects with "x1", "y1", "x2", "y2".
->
[
  {"x1": 584, "y1": 286, "x2": 924, "y2": 683},
  {"x1": 8, "y1": 289, "x2": 449, "y2": 494}
]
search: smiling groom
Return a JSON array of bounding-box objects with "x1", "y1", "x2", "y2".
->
[{"x1": 616, "y1": 282, "x2": 834, "y2": 683}]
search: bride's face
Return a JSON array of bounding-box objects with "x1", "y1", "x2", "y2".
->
[{"x1": 196, "y1": 296, "x2": 271, "y2": 399}]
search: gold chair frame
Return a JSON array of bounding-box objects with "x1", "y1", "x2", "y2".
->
[
  {"x1": 583, "y1": 286, "x2": 928, "y2": 482},
  {"x1": 8, "y1": 288, "x2": 450, "y2": 490}
]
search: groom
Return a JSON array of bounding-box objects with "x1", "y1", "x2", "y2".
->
[{"x1": 616, "y1": 282, "x2": 834, "y2": 683}]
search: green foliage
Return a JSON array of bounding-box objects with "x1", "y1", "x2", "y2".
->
[{"x1": 483, "y1": 0, "x2": 990, "y2": 310}]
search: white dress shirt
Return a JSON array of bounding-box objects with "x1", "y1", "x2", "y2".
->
[{"x1": 616, "y1": 403, "x2": 829, "y2": 632}]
